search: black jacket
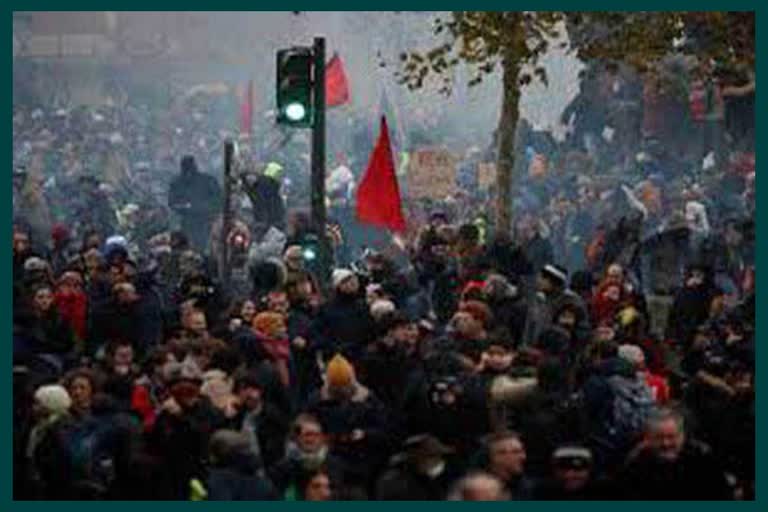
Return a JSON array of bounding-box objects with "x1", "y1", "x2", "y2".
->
[
  {"x1": 305, "y1": 383, "x2": 394, "y2": 484},
  {"x1": 309, "y1": 294, "x2": 374, "y2": 363},
  {"x1": 207, "y1": 453, "x2": 278, "y2": 501},
  {"x1": 243, "y1": 175, "x2": 286, "y2": 231},
  {"x1": 268, "y1": 451, "x2": 348, "y2": 496},
  {"x1": 619, "y1": 441, "x2": 732, "y2": 500},
  {"x1": 359, "y1": 340, "x2": 420, "y2": 411},
  {"x1": 168, "y1": 170, "x2": 222, "y2": 221},
  {"x1": 148, "y1": 400, "x2": 226, "y2": 500},
  {"x1": 224, "y1": 405, "x2": 290, "y2": 469},
  {"x1": 375, "y1": 462, "x2": 454, "y2": 500},
  {"x1": 533, "y1": 477, "x2": 618, "y2": 500}
]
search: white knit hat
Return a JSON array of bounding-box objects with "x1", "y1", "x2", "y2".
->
[
  {"x1": 34, "y1": 385, "x2": 72, "y2": 414},
  {"x1": 24, "y1": 257, "x2": 48, "y2": 272},
  {"x1": 370, "y1": 299, "x2": 397, "y2": 322},
  {"x1": 331, "y1": 268, "x2": 355, "y2": 289},
  {"x1": 618, "y1": 344, "x2": 645, "y2": 367}
]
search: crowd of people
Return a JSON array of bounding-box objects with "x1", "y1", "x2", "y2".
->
[{"x1": 13, "y1": 55, "x2": 754, "y2": 501}]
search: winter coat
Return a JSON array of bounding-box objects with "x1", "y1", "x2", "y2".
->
[
  {"x1": 33, "y1": 405, "x2": 141, "y2": 500},
  {"x1": 269, "y1": 450, "x2": 348, "y2": 496},
  {"x1": 640, "y1": 228, "x2": 690, "y2": 295},
  {"x1": 243, "y1": 175, "x2": 286, "y2": 231},
  {"x1": 225, "y1": 404, "x2": 290, "y2": 469},
  {"x1": 619, "y1": 441, "x2": 732, "y2": 500},
  {"x1": 506, "y1": 389, "x2": 586, "y2": 478},
  {"x1": 206, "y1": 453, "x2": 278, "y2": 501},
  {"x1": 400, "y1": 368, "x2": 488, "y2": 461},
  {"x1": 590, "y1": 282, "x2": 629, "y2": 326},
  {"x1": 487, "y1": 296, "x2": 528, "y2": 344},
  {"x1": 130, "y1": 378, "x2": 165, "y2": 433},
  {"x1": 256, "y1": 332, "x2": 292, "y2": 388},
  {"x1": 232, "y1": 327, "x2": 269, "y2": 367},
  {"x1": 524, "y1": 234, "x2": 554, "y2": 276},
  {"x1": 168, "y1": 170, "x2": 222, "y2": 220},
  {"x1": 148, "y1": 399, "x2": 227, "y2": 500},
  {"x1": 89, "y1": 296, "x2": 164, "y2": 355},
  {"x1": 288, "y1": 303, "x2": 322, "y2": 401},
  {"x1": 55, "y1": 289, "x2": 87, "y2": 342},
  {"x1": 533, "y1": 477, "x2": 618, "y2": 500},
  {"x1": 168, "y1": 170, "x2": 222, "y2": 250},
  {"x1": 666, "y1": 284, "x2": 715, "y2": 347},
  {"x1": 375, "y1": 461, "x2": 454, "y2": 500},
  {"x1": 305, "y1": 382, "x2": 393, "y2": 486},
  {"x1": 524, "y1": 288, "x2": 590, "y2": 346},
  {"x1": 583, "y1": 359, "x2": 655, "y2": 468},
  {"x1": 359, "y1": 340, "x2": 421, "y2": 411},
  {"x1": 309, "y1": 294, "x2": 375, "y2": 362}
]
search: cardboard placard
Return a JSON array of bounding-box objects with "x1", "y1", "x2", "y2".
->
[
  {"x1": 477, "y1": 162, "x2": 497, "y2": 190},
  {"x1": 406, "y1": 148, "x2": 457, "y2": 199},
  {"x1": 528, "y1": 153, "x2": 548, "y2": 178}
]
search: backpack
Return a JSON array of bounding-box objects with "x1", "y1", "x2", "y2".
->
[
  {"x1": 59, "y1": 417, "x2": 117, "y2": 497},
  {"x1": 604, "y1": 375, "x2": 655, "y2": 449}
]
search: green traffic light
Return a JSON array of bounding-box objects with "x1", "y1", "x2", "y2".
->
[
  {"x1": 276, "y1": 47, "x2": 313, "y2": 127},
  {"x1": 284, "y1": 102, "x2": 307, "y2": 121}
]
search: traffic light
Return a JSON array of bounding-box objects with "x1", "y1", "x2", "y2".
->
[{"x1": 276, "y1": 47, "x2": 313, "y2": 127}]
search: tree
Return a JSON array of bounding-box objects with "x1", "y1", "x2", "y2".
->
[{"x1": 397, "y1": 11, "x2": 754, "y2": 236}]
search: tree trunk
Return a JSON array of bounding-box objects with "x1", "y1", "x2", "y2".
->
[{"x1": 495, "y1": 51, "x2": 521, "y2": 237}]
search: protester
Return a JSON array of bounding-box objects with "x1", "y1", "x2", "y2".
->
[{"x1": 12, "y1": 47, "x2": 754, "y2": 501}]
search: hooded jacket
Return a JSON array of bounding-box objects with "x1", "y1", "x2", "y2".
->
[
  {"x1": 206, "y1": 451, "x2": 278, "y2": 500},
  {"x1": 309, "y1": 293, "x2": 374, "y2": 362}
]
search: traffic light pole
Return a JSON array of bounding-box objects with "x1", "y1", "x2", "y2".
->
[
  {"x1": 311, "y1": 36, "x2": 331, "y2": 287},
  {"x1": 220, "y1": 140, "x2": 235, "y2": 289}
]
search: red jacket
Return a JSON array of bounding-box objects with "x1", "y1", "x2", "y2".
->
[
  {"x1": 258, "y1": 334, "x2": 292, "y2": 388},
  {"x1": 54, "y1": 290, "x2": 87, "y2": 342},
  {"x1": 590, "y1": 282, "x2": 631, "y2": 326},
  {"x1": 645, "y1": 371, "x2": 671, "y2": 404},
  {"x1": 131, "y1": 384, "x2": 157, "y2": 432}
]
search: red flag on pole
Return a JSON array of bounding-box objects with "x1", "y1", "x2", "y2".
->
[
  {"x1": 240, "y1": 80, "x2": 253, "y2": 135},
  {"x1": 356, "y1": 116, "x2": 406, "y2": 232},
  {"x1": 326, "y1": 54, "x2": 350, "y2": 107}
]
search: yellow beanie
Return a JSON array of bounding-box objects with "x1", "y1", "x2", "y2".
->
[{"x1": 326, "y1": 354, "x2": 355, "y2": 388}]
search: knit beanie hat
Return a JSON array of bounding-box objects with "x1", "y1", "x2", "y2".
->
[
  {"x1": 252, "y1": 312, "x2": 285, "y2": 338},
  {"x1": 24, "y1": 257, "x2": 48, "y2": 273},
  {"x1": 370, "y1": 299, "x2": 397, "y2": 322},
  {"x1": 331, "y1": 268, "x2": 355, "y2": 290},
  {"x1": 326, "y1": 354, "x2": 355, "y2": 389},
  {"x1": 34, "y1": 384, "x2": 72, "y2": 414},
  {"x1": 618, "y1": 344, "x2": 645, "y2": 367},
  {"x1": 541, "y1": 264, "x2": 568, "y2": 287}
]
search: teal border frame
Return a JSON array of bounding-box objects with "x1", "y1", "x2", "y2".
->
[{"x1": 4, "y1": 3, "x2": 764, "y2": 510}]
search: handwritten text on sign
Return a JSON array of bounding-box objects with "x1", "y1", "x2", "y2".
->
[
  {"x1": 477, "y1": 162, "x2": 497, "y2": 190},
  {"x1": 407, "y1": 149, "x2": 457, "y2": 199}
]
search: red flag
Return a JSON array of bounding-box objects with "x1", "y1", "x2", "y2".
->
[
  {"x1": 356, "y1": 117, "x2": 406, "y2": 232},
  {"x1": 240, "y1": 80, "x2": 253, "y2": 135},
  {"x1": 326, "y1": 54, "x2": 350, "y2": 107}
]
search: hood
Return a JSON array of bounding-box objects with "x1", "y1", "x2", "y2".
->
[
  {"x1": 263, "y1": 162, "x2": 284, "y2": 180},
  {"x1": 600, "y1": 357, "x2": 636, "y2": 378},
  {"x1": 319, "y1": 380, "x2": 371, "y2": 403}
]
